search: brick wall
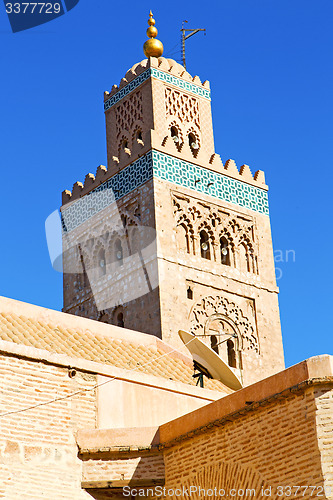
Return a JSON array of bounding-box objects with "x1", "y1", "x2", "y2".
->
[
  {"x1": 314, "y1": 385, "x2": 333, "y2": 494},
  {"x1": 160, "y1": 387, "x2": 330, "y2": 498},
  {"x1": 0, "y1": 354, "x2": 97, "y2": 499}
]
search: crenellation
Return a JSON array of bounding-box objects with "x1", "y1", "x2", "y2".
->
[
  {"x1": 239, "y1": 164, "x2": 254, "y2": 182},
  {"x1": 157, "y1": 57, "x2": 170, "y2": 71},
  {"x1": 62, "y1": 150, "x2": 267, "y2": 206},
  {"x1": 72, "y1": 181, "x2": 83, "y2": 198},
  {"x1": 110, "y1": 84, "x2": 118, "y2": 96},
  {"x1": 62, "y1": 189, "x2": 72, "y2": 205},
  {"x1": 254, "y1": 169, "x2": 266, "y2": 184},
  {"x1": 181, "y1": 70, "x2": 194, "y2": 82},
  {"x1": 118, "y1": 77, "x2": 128, "y2": 89},
  {"x1": 192, "y1": 75, "x2": 202, "y2": 85},
  {"x1": 84, "y1": 173, "x2": 95, "y2": 189},
  {"x1": 209, "y1": 152, "x2": 223, "y2": 167},
  {"x1": 95, "y1": 165, "x2": 107, "y2": 183},
  {"x1": 124, "y1": 68, "x2": 137, "y2": 83},
  {"x1": 104, "y1": 57, "x2": 210, "y2": 105},
  {"x1": 224, "y1": 158, "x2": 239, "y2": 174}
]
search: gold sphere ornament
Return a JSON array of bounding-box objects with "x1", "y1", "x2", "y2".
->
[
  {"x1": 143, "y1": 38, "x2": 164, "y2": 58},
  {"x1": 143, "y1": 11, "x2": 164, "y2": 58},
  {"x1": 146, "y1": 26, "x2": 158, "y2": 38}
]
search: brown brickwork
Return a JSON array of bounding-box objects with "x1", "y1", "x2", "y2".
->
[
  {"x1": 0, "y1": 354, "x2": 96, "y2": 499},
  {"x1": 162, "y1": 388, "x2": 325, "y2": 491},
  {"x1": 314, "y1": 385, "x2": 333, "y2": 494},
  {"x1": 154, "y1": 358, "x2": 333, "y2": 499}
]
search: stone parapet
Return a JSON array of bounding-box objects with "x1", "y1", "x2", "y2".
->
[
  {"x1": 103, "y1": 57, "x2": 210, "y2": 109},
  {"x1": 61, "y1": 149, "x2": 267, "y2": 211}
]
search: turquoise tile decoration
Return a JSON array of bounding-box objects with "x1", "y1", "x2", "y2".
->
[
  {"x1": 104, "y1": 68, "x2": 211, "y2": 111},
  {"x1": 61, "y1": 152, "x2": 154, "y2": 233},
  {"x1": 62, "y1": 151, "x2": 269, "y2": 233},
  {"x1": 152, "y1": 151, "x2": 269, "y2": 216}
]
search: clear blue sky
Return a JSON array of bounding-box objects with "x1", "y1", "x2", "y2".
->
[{"x1": 0, "y1": 0, "x2": 332, "y2": 367}]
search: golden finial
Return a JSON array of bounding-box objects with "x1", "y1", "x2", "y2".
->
[{"x1": 143, "y1": 11, "x2": 164, "y2": 58}]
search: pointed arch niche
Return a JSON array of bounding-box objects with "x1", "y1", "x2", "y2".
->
[
  {"x1": 176, "y1": 223, "x2": 190, "y2": 254},
  {"x1": 204, "y1": 314, "x2": 243, "y2": 370},
  {"x1": 190, "y1": 295, "x2": 259, "y2": 355}
]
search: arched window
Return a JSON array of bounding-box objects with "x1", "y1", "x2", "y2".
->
[
  {"x1": 170, "y1": 126, "x2": 179, "y2": 144},
  {"x1": 227, "y1": 339, "x2": 237, "y2": 368},
  {"x1": 220, "y1": 237, "x2": 231, "y2": 266},
  {"x1": 200, "y1": 230, "x2": 210, "y2": 260},
  {"x1": 98, "y1": 248, "x2": 106, "y2": 277},
  {"x1": 187, "y1": 286, "x2": 193, "y2": 300},
  {"x1": 205, "y1": 315, "x2": 242, "y2": 370},
  {"x1": 130, "y1": 227, "x2": 139, "y2": 255},
  {"x1": 239, "y1": 242, "x2": 250, "y2": 272},
  {"x1": 188, "y1": 132, "x2": 199, "y2": 151},
  {"x1": 176, "y1": 223, "x2": 190, "y2": 254},
  {"x1": 211, "y1": 335, "x2": 219, "y2": 354},
  {"x1": 188, "y1": 132, "x2": 199, "y2": 157},
  {"x1": 117, "y1": 312, "x2": 124, "y2": 328},
  {"x1": 115, "y1": 239, "x2": 123, "y2": 266}
]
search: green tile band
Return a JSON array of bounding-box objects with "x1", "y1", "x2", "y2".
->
[
  {"x1": 62, "y1": 151, "x2": 269, "y2": 233},
  {"x1": 104, "y1": 68, "x2": 211, "y2": 111}
]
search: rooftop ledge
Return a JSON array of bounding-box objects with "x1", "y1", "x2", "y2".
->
[
  {"x1": 159, "y1": 354, "x2": 333, "y2": 446},
  {"x1": 76, "y1": 355, "x2": 333, "y2": 454}
]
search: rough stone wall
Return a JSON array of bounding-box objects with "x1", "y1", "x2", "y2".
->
[
  {"x1": 153, "y1": 178, "x2": 284, "y2": 385},
  {"x1": 62, "y1": 179, "x2": 162, "y2": 338},
  {"x1": 0, "y1": 354, "x2": 96, "y2": 500},
  {"x1": 161, "y1": 387, "x2": 327, "y2": 498}
]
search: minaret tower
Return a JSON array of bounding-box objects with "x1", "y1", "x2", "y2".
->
[{"x1": 61, "y1": 12, "x2": 284, "y2": 386}]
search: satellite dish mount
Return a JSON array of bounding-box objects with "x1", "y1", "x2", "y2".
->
[{"x1": 192, "y1": 361, "x2": 212, "y2": 388}]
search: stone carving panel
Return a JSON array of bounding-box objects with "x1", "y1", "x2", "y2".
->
[
  {"x1": 115, "y1": 90, "x2": 143, "y2": 139},
  {"x1": 172, "y1": 192, "x2": 258, "y2": 273},
  {"x1": 190, "y1": 295, "x2": 259, "y2": 353},
  {"x1": 165, "y1": 87, "x2": 200, "y2": 128}
]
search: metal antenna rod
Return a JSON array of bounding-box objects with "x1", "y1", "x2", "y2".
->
[{"x1": 181, "y1": 21, "x2": 206, "y2": 70}]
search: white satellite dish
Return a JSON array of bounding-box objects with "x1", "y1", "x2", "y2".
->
[{"x1": 179, "y1": 330, "x2": 243, "y2": 391}]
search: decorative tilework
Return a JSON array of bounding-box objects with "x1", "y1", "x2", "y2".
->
[
  {"x1": 152, "y1": 151, "x2": 269, "y2": 216},
  {"x1": 104, "y1": 69, "x2": 150, "y2": 111},
  {"x1": 62, "y1": 151, "x2": 268, "y2": 233},
  {"x1": 61, "y1": 152, "x2": 153, "y2": 233},
  {"x1": 104, "y1": 68, "x2": 211, "y2": 111},
  {"x1": 150, "y1": 68, "x2": 210, "y2": 99}
]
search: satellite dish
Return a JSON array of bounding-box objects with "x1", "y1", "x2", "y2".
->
[
  {"x1": 190, "y1": 141, "x2": 199, "y2": 150},
  {"x1": 179, "y1": 330, "x2": 243, "y2": 391},
  {"x1": 221, "y1": 247, "x2": 228, "y2": 256}
]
